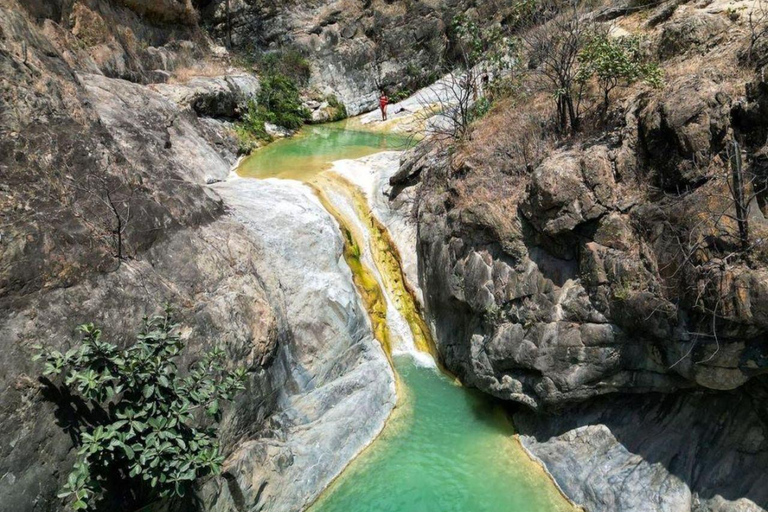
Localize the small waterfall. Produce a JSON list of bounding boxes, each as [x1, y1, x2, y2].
[[233, 124, 578, 512], [310, 172, 438, 368]]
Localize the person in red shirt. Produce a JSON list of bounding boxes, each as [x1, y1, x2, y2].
[[379, 92, 389, 121]]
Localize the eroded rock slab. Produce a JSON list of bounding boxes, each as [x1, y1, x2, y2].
[[208, 178, 396, 512], [516, 386, 768, 512]]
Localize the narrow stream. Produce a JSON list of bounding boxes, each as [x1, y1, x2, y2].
[[238, 124, 576, 512]]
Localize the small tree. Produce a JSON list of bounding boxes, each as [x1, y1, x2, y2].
[[746, 0, 768, 65], [659, 140, 768, 368], [576, 33, 663, 112], [33, 306, 247, 511], [65, 167, 136, 263], [421, 15, 516, 141], [520, 1, 596, 133]]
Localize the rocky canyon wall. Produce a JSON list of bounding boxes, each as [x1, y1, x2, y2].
[[405, 1, 768, 510], [199, 0, 514, 114], [0, 1, 393, 511]]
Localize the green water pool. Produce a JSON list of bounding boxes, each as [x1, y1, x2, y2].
[[308, 357, 574, 512], [238, 123, 413, 180]]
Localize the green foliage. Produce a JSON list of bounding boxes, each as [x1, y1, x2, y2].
[[388, 89, 411, 103], [237, 98, 271, 148], [612, 277, 636, 301], [576, 33, 664, 109], [33, 306, 247, 511], [258, 48, 311, 87], [325, 94, 348, 122], [505, 0, 540, 31], [234, 123, 266, 154], [483, 303, 506, 324], [233, 48, 313, 150], [451, 15, 516, 70], [257, 73, 311, 130], [235, 72, 311, 148], [468, 96, 493, 123]]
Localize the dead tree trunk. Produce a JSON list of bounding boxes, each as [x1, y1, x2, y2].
[[226, 0, 232, 49], [730, 139, 750, 251]]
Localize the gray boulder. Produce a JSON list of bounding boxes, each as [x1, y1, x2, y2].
[[151, 74, 260, 118], [658, 8, 729, 59]]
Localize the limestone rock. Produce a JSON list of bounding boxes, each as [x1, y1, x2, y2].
[[639, 75, 731, 190], [151, 74, 260, 118], [264, 122, 293, 138], [658, 8, 729, 59], [516, 386, 768, 512], [209, 179, 396, 512]]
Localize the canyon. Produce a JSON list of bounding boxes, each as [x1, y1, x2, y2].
[[1, 0, 767, 511]]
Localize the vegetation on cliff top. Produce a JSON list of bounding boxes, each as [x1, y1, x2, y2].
[[235, 49, 312, 151], [428, 0, 768, 378]]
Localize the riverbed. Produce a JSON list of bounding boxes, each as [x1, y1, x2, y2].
[[237, 123, 576, 512]]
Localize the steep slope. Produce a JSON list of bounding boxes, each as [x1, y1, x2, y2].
[[0, 2, 393, 511]]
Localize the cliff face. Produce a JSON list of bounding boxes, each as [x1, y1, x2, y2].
[[0, 1, 393, 511], [200, 0, 512, 114], [408, 1, 768, 510], [0, 3, 274, 509]]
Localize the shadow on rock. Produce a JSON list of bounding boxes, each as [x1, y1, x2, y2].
[[515, 380, 768, 511]]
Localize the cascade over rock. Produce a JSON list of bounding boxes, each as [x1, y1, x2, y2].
[[3, 0, 768, 511]]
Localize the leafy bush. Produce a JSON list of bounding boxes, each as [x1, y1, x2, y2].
[[236, 98, 272, 151], [235, 72, 311, 149], [576, 33, 664, 110], [325, 94, 348, 122], [468, 96, 493, 123], [436, 14, 518, 140], [389, 89, 412, 103], [258, 48, 311, 87], [451, 14, 519, 73], [234, 122, 267, 154], [33, 306, 247, 511], [257, 73, 311, 130]]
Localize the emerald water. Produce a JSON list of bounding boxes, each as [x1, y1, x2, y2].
[[238, 122, 412, 181], [238, 123, 575, 512], [309, 356, 574, 512]]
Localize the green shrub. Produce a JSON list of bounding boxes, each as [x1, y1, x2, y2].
[[234, 122, 268, 154], [236, 98, 272, 150], [257, 73, 311, 130], [33, 305, 247, 511], [233, 48, 313, 150], [325, 94, 348, 122], [390, 89, 412, 103], [468, 96, 493, 123], [235, 73, 311, 148], [576, 33, 664, 110], [258, 48, 311, 87]]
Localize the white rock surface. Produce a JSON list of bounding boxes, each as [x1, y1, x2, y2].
[[209, 177, 396, 512]]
